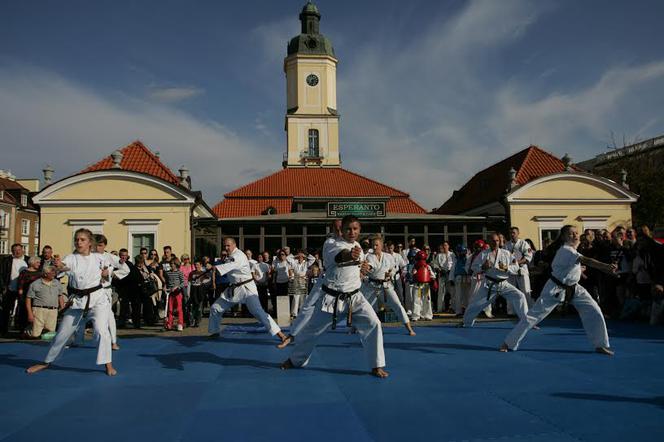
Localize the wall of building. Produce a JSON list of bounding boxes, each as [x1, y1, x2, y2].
[[13, 210, 39, 256]]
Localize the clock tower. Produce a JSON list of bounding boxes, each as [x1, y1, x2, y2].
[[283, 1, 340, 168]]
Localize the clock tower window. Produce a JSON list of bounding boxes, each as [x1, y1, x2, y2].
[[308, 129, 319, 157]]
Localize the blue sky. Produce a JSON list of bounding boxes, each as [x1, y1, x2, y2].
[[1, 0, 663, 209]]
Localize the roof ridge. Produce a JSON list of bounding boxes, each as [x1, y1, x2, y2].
[[125, 140, 180, 182], [224, 169, 283, 197]]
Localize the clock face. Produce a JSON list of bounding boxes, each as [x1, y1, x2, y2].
[[306, 74, 319, 87]]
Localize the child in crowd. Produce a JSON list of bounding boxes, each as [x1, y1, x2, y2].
[[307, 263, 321, 293], [163, 257, 185, 331], [188, 260, 212, 328]]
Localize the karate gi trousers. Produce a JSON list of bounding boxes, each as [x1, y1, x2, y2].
[[73, 287, 117, 345], [508, 272, 533, 312], [290, 279, 324, 337], [468, 276, 492, 318], [463, 279, 528, 327], [436, 276, 454, 313], [411, 283, 433, 320], [45, 304, 112, 365], [361, 281, 411, 325], [208, 288, 280, 337], [288, 292, 385, 369], [503, 280, 609, 351], [454, 275, 471, 314]]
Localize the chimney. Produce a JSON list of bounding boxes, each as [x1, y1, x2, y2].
[[178, 166, 190, 189], [508, 166, 518, 189], [43, 165, 54, 185], [561, 153, 572, 171], [111, 150, 123, 169], [620, 169, 629, 189], [154, 151, 160, 158]]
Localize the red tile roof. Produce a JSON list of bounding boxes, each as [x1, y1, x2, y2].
[[213, 167, 426, 218], [0, 176, 28, 191], [434, 145, 574, 215], [81, 140, 180, 185]]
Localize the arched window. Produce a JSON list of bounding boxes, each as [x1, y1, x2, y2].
[[308, 129, 319, 157]]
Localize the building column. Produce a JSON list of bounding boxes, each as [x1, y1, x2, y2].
[[260, 226, 265, 252], [303, 226, 308, 250]]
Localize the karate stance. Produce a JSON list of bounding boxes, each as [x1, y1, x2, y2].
[[281, 215, 388, 378], [362, 237, 416, 336], [501, 225, 616, 355], [434, 242, 456, 313], [277, 219, 342, 349], [208, 238, 287, 344], [461, 233, 528, 327], [27, 228, 117, 376]]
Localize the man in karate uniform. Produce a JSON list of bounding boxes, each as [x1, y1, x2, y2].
[[461, 233, 528, 327], [362, 236, 416, 336], [208, 238, 287, 344], [281, 215, 388, 378], [504, 227, 534, 308]]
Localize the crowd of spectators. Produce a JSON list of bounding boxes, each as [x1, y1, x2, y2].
[[0, 223, 662, 340]]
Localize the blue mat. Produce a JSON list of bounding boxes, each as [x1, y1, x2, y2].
[[1, 319, 664, 442]]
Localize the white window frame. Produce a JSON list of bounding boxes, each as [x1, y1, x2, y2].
[[21, 194, 27, 206], [0, 209, 6, 228], [21, 219, 30, 236], [577, 216, 609, 232], [123, 219, 161, 254], [0, 240, 8, 254], [534, 216, 566, 249]]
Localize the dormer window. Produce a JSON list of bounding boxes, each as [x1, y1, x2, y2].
[[21, 194, 27, 206]]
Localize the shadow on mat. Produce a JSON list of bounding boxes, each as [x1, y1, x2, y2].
[[318, 342, 496, 353], [552, 392, 664, 409], [0, 354, 100, 374], [139, 351, 368, 376]]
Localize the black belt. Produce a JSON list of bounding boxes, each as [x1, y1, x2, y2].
[[485, 275, 504, 300], [549, 275, 576, 302], [369, 277, 391, 285], [68, 284, 103, 313], [225, 278, 254, 298], [322, 285, 360, 330], [33, 305, 58, 310]]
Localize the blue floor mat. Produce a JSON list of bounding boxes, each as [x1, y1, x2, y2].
[[1, 318, 663, 442]]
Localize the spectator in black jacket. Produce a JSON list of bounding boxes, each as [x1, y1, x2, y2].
[[114, 248, 143, 329], [0, 244, 31, 335]]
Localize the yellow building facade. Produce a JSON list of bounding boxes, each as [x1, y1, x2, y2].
[[507, 172, 637, 248], [33, 142, 213, 257]]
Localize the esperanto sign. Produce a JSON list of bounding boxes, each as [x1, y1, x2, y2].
[[327, 201, 386, 218]]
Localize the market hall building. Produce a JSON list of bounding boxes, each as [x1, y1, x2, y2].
[[194, 2, 489, 257]]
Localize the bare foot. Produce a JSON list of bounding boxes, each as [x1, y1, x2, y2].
[[26, 363, 50, 374], [112, 343, 120, 351], [207, 333, 220, 339], [595, 347, 614, 356], [533, 325, 540, 330], [105, 363, 118, 376], [280, 359, 295, 370], [372, 367, 389, 378], [276, 334, 293, 349], [405, 324, 416, 336], [499, 343, 509, 352]]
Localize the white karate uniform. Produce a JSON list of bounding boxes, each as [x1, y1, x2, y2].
[[208, 247, 281, 337], [288, 238, 385, 370], [434, 251, 456, 312], [361, 252, 410, 325], [467, 251, 492, 318], [289, 236, 337, 337], [410, 262, 433, 321], [45, 253, 113, 365], [505, 239, 533, 308], [503, 244, 610, 350], [463, 248, 528, 327]]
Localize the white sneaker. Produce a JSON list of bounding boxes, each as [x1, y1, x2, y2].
[[177, 324, 183, 331]]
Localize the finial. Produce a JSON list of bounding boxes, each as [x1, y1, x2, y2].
[[178, 166, 190, 189], [620, 169, 629, 189], [508, 166, 517, 189], [111, 150, 123, 169], [561, 153, 572, 171], [43, 165, 54, 185]]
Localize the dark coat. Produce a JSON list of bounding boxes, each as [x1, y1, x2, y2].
[[0, 255, 31, 292]]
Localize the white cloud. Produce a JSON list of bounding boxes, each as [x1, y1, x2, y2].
[[147, 86, 204, 103], [333, 0, 664, 209], [0, 65, 274, 204]]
